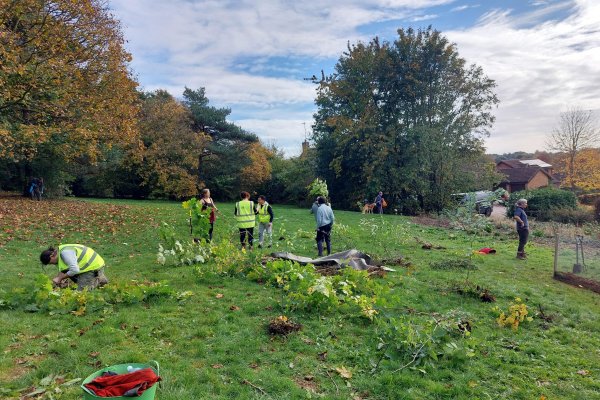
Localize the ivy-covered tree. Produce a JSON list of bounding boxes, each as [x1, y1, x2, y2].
[[313, 27, 498, 212]]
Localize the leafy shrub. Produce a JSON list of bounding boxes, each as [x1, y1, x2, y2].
[[374, 310, 474, 371], [506, 188, 577, 221], [0, 275, 177, 316], [579, 193, 600, 205], [551, 207, 595, 225], [157, 222, 209, 266], [307, 178, 329, 199], [493, 297, 533, 331], [182, 197, 212, 241], [246, 259, 382, 320]]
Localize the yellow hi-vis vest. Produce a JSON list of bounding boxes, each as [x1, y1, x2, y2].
[[257, 202, 271, 224], [57, 244, 105, 275], [235, 200, 255, 228]]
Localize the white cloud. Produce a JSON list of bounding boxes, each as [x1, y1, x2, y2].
[[412, 14, 438, 21], [451, 4, 479, 12], [446, 0, 600, 153], [111, 0, 600, 157], [111, 0, 458, 155]]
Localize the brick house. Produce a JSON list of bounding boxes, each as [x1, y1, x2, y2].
[[496, 159, 556, 193]]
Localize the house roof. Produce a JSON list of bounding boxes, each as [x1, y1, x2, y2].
[[499, 167, 553, 184], [496, 158, 552, 169], [520, 159, 552, 168], [497, 159, 524, 168]]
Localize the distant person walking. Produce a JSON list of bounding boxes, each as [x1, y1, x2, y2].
[[235, 191, 255, 250], [315, 196, 335, 257], [199, 188, 219, 241], [513, 198, 529, 259], [375, 191, 384, 214], [29, 177, 44, 201], [255, 195, 274, 248], [40, 244, 109, 290]]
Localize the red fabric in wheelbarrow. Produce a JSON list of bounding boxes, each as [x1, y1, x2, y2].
[[84, 368, 160, 397]]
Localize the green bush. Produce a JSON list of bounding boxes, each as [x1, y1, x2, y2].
[[551, 207, 595, 225], [506, 188, 577, 221]]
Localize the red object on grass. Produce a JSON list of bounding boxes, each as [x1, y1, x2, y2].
[[478, 247, 497, 254], [84, 368, 160, 397]]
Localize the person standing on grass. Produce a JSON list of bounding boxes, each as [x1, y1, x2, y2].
[[513, 198, 529, 260], [39, 244, 109, 290], [235, 191, 255, 250], [200, 188, 219, 241], [255, 195, 274, 248], [315, 196, 335, 257], [375, 191, 384, 214]]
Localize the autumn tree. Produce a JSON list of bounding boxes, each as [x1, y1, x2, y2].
[[129, 90, 209, 199], [313, 27, 498, 211], [547, 107, 600, 190], [570, 148, 600, 192], [0, 0, 138, 191]]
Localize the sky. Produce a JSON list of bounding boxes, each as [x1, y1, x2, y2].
[[110, 0, 600, 156]]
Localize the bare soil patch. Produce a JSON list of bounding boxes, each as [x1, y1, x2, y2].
[[554, 272, 600, 294]]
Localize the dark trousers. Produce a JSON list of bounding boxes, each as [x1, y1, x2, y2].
[[239, 227, 254, 247], [208, 223, 214, 241], [517, 228, 529, 252], [316, 223, 332, 256]]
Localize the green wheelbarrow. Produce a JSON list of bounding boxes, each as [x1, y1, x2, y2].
[[81, 360, 160, 399]]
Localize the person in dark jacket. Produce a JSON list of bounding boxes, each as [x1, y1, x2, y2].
[[513, 198, 529, 259]]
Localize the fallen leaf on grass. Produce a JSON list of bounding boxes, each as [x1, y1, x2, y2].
[[249, 363, 259, 369], [229, 305, 240, 311], [215, 293, 224, 299], [335, 366, 352, 379], [88, 351, 100, 358], [317, 351, 328, 361], [24, 387, 46, 397], [577, 369, 590, 376], [212, 364, 223, 369], [468, 380, 478, 388]]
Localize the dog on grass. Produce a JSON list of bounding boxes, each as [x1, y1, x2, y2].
[[362, 203, 376, 214]]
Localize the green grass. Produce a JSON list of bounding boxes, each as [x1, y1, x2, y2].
[[1, 197, 599, 399]]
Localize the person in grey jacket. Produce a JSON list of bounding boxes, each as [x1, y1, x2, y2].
[[314, 196, 335, 256]]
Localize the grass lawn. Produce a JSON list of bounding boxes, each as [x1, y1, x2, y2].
[[1, 196, 599, 399]]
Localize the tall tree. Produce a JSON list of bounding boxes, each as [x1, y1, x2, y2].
[[0, 0, 138, 159], [132, 90, 208, 199], [182, 87, 263, 198], [570, 148, 600, 192], [547, 107, 600, 190], [313, 27, 498, 211], [0, 0, 139, 191]]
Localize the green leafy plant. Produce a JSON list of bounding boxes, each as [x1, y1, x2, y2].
[[307, 178, 329, 199], [0, 274, 178, 316], [374, 310, 474, 372], [493, 297, 533, 331], [507, 188, 577, 221], [157, 222, 209, 266], [246, 259, 382, 320], [182, 197, 212, 241]]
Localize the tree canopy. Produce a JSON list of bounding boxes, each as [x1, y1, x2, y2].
[[313, 27, 499, 212], [0, 0, 139, 163]]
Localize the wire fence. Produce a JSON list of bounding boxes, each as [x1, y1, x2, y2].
[[553, 224, 600, 294]]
